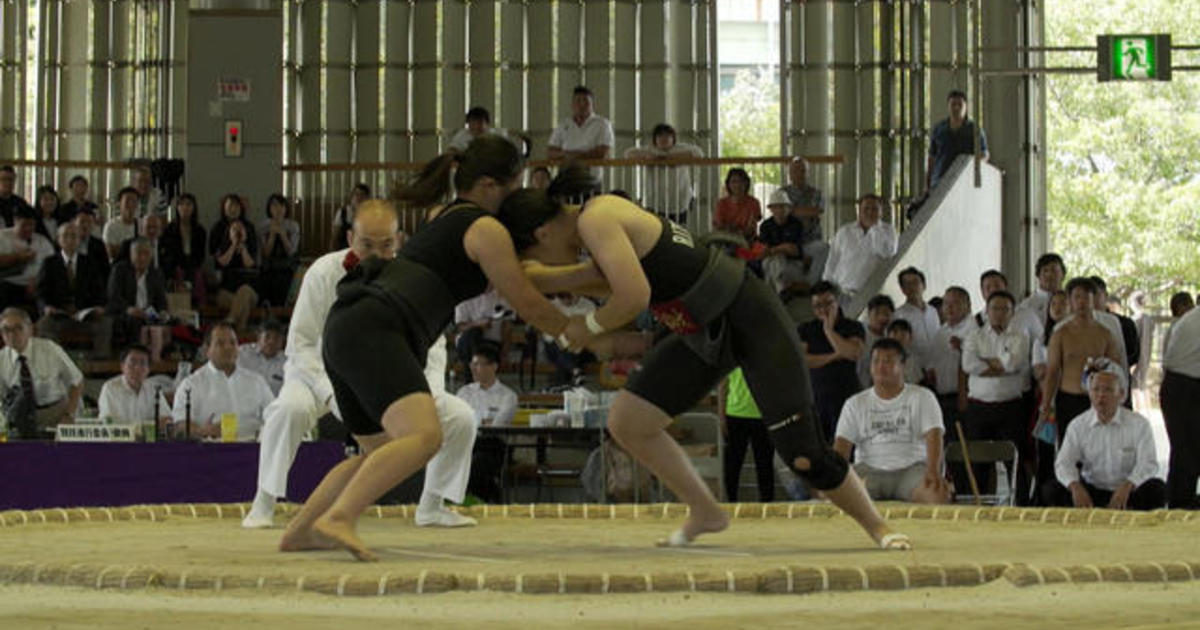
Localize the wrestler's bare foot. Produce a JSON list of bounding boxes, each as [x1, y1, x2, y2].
[[657, 509, 730, 547], [870, 524, 912, 551], [313, 514, 377, 562], [278, 524, 338, 552]]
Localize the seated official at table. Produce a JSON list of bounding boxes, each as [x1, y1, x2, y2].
[[0, 307, 84, 438], [456, 343, 517, 427], [171, 321, 274, 440], [97, 344, 171, 427]]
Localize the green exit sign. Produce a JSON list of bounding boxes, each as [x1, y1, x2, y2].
[[1098, 34, 1172, 82]]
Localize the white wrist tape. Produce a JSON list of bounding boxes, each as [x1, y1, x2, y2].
[[585, 311, 606, 335]]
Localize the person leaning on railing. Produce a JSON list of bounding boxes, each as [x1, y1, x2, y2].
[[623, 123, 702, 226]]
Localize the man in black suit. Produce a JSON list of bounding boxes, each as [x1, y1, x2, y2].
[[37, 223, 113, 357], [107, 237, 171, 360], [117, 212, 169, 270], [73, 208, 111, 281]]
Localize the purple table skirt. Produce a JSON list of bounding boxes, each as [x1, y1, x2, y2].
[[0, 442, 345, 511]]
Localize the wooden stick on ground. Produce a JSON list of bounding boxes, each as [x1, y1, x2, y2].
[[955, 421, 982, 506]]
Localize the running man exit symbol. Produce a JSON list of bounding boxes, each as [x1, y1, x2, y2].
[[224, 120, 243, 158], [1098, 34, 1171, 82]]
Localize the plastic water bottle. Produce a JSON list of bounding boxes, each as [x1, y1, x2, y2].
[[0, 407, 8, 442]]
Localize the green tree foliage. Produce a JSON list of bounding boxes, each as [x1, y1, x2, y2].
[[1047, 0, 1200, 301], [719, 68, 783, 193]]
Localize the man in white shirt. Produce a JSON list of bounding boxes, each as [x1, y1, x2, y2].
[[0, 307, 84, 437], [823, 194, 898, 301], [1160, 304, 1200, 508], [238, 320, 287, 396], [447, 107, 509, 153], [0, 206, 56, 312], [102, 187, 141, 260], [250, 200, 479, 533], [960, 291, 1032, 502], [453, 288, 511, 372], [623, 123, 703, 225], [456, 344, 518, 427], [172, 322, 274, 440], [547, 85, 615, 164], [858, 295, 895, 388], [928, 286, 974, 427], [1044, 362, 1164, 510], [834, 338, 949, 504], [892, 266, 941, 365], [1016, 252, 1065, 336], [131, 165, 168, 217], [98, 344, 170, 427]]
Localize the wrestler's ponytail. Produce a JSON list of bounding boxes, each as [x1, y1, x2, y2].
[[393, 135, 524, 209]]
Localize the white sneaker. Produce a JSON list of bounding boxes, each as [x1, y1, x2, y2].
[[414, 507, 478, 528]]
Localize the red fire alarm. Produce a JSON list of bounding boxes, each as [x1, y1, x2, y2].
[[224, 120, 243, 158]]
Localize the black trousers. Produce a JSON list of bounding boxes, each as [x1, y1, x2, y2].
[[723, 415, 775, 502], [1041, 478, 1166, 511], [957, 397, 1029, 504], [1161, 370, 1200, 509]]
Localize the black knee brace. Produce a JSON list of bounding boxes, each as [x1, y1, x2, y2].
[[767, 413, 848, 491]]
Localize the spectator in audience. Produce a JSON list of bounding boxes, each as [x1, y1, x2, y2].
[[624, 123, 703, 225], [823, 194, 898, 301], [1044, 361, 1164, 510], [452, 288, 510, 377], [1163, 291, 1195, 358], [858, 294, 895, 388], [961, 290, 1032, 503], [448, 106, 508, 153], [258, 194, 300, 306], [758, 189, 808, 295], [712, 168, 761, 241], [780, 157, 828, 283], [1040, 277, 1125, 443], [106, 237, 170, 362], [799, 281, 865, 439], [131, 164, 167, 216], [97, 344, 170, 426], [1032, 290, 1069, 378], [237, 319, 287, 396], [103, 187, 141, 260], [210, 194, 260, 334], [1089, 276, 1139, 372], [885, 319, 927, 385], [0, 206, 56, 314], [929, 296, 946, 325], [1161, 298, 1200, 508], [0, 165, 33, 228], [36, 223, 113, 358], [927, 89, 988, 191], [1053, 278, 1128, 371], [56, 175, 97, 225], [834, 338, 949, 504], [73, 208, 110, 281], [456, 343, 517, 427], [718, 368, 774, 502], [0, 307, 83, 437], [172, 322, 274, 440], [33, 185, 61, 245], [893, 266, 940, 364], [1017, 252, 1065, 333], [547, 85, 614, 161], [331, 183, 370, 251], [929, 286, 973, 427], [529, 167, 552, 190], [118, 212, 168, 269], [161, 193, 207, 295], [975, 270, 1007, 327]]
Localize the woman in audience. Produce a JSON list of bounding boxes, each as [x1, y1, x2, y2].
[[712, 167, 761, 241], [257, 193, 300, 306], [57, 175, 98, 225], [161, 193, 208, 302], [330, 183, 370, 251], [210, 194, 259, 334], [498, 165, 908, 551], [33, 185, 61, 244]]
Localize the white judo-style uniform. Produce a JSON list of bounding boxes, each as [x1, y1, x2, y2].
[[253, 249, 478, 506]]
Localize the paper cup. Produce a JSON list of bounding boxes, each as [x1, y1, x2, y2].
[[220, 413, 239, 442]]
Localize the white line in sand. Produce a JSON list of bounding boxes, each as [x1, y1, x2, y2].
[[378, 548, 511, 564], [657, 547, 754, 558]]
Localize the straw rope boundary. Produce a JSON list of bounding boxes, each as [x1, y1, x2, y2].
[[1, 559, 1197, 597], [0, 502, 1195, 530]]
